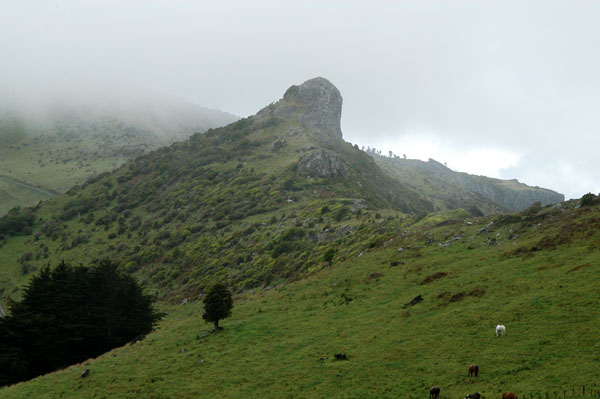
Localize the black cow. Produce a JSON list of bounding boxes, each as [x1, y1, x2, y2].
[[429, 386, 440, 399], [403, 294, 423, 308], [465, 392, 484, 399], [468, 364, 479, 377]]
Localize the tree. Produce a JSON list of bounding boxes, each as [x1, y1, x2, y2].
[[202, 283, 233, 331], [323, 248, 336, 266], [0, 259, 162, 386]]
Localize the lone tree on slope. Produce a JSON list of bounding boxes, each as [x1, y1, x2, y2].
[[202, 283, 233, 331]]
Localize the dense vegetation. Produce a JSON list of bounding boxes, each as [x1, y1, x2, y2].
[[0, 259, 162, 386]]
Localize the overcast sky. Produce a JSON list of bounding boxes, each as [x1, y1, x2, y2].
[[2, 1, 599, 199]]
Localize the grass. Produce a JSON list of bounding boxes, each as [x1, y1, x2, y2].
[[2, 202, 599, 398]]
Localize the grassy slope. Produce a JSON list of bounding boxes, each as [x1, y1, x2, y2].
[[0, 176, 55, 215], [2, 201, 599, 398]]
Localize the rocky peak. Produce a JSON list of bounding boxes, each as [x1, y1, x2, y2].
[[257, 77, 343, 141]]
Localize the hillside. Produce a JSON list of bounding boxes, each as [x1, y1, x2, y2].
[[0, 96, 238, 214], [2, 197, 599, 398], [0, 78, 437, 301], [372, 155, 564, 213], [0, 78, 567, 301]]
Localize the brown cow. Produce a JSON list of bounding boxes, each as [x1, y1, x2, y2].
[[468, 364, 479, 377], [502, 393, 516, 399], [429, 386, 440, 399]]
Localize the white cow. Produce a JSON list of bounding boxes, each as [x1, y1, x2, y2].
[[496, 324, 506, 337]]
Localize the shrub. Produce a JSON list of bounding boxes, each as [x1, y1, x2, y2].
[[580, 193, 598, 207], [0, 207, 36, 237], [334, 206, 351, 221]]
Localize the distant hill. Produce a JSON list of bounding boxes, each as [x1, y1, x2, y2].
[[0, 95, 238, 214], [371, 154, 564, 213]]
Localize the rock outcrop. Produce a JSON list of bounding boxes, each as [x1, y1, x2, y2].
[[257, 77, 343, 142], [297, 149, 348, 178]]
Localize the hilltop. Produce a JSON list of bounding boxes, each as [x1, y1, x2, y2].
[[0, 95, 238, 214]]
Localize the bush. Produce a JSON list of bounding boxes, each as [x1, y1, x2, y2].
[[0, 207, 36, 237], [580, 193, 598, 207], [334, 206, 351, 221]]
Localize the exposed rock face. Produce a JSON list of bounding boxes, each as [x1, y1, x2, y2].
[[297, 149, 348, 178], [257, 77, 343, 141]]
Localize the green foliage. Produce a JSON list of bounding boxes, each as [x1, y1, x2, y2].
[[0, 259, 162, 386], [580, 193, 598, 207], [202, 284, 233, 330], [322, 248, 336, 266], [334, 206, 350, 221], [0, 207, 35, 237], [522, 201, 543, 216], [467, 205, 484, 217]]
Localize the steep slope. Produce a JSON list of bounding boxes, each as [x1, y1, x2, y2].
[[0, 77, 433, 300], [2, 199, 599, 398], [0, 96, 238, 214], [372, 155, 564, 213]]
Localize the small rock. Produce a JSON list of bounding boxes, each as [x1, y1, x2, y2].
[[397, 247, 405, 252]]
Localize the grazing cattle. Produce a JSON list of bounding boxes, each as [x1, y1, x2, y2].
[[403, 294, 424, 308], [465, 392, 484, 399], [502, 393, 516, 399], [468, 364, 479, 377], [334, 353, 348, 361], [81, 369, 90, 378], [429, 386, 440, 399], [496, 324, 506, 337]]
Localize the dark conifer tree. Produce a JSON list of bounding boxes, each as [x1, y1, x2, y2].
[[202, 284, 233, 331], [0, 259, 162, 386]]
